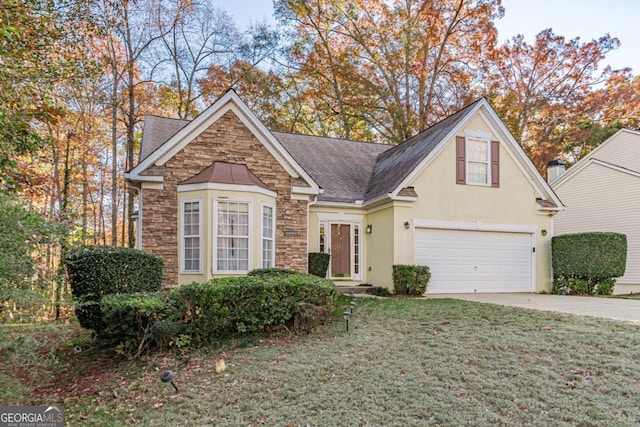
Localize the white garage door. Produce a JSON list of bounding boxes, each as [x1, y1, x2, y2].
[[415, 228, 533, 293]]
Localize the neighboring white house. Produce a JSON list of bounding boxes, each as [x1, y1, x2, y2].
[[550, 129, 640, 294]]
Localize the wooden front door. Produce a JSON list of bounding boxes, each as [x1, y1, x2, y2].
[[331, 224, 351, 277]]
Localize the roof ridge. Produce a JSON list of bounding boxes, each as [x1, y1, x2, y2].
[[271, 129, 389, 146]]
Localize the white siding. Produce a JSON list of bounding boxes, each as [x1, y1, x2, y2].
[[589, 130, 640, 172], [554, 162, 640, 285]]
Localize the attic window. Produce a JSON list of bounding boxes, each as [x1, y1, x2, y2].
[[456, 136, 500, 188]]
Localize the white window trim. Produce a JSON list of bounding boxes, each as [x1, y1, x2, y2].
[[213, 199, 253, 274], [179, 198, 203, 274], [261, 202, 276, 269], [465, 136, 491, 186], [352, 223, 361, 281]]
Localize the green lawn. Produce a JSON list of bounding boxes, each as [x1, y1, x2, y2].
[[3, 297, 640, 426]]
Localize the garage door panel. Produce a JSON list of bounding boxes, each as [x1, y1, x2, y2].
[[415, 228, 533, 293]]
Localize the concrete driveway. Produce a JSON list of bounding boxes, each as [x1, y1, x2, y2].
[[428, 293, 640, 323]]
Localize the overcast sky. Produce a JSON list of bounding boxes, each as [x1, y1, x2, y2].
[[212, 0, 640, 75]]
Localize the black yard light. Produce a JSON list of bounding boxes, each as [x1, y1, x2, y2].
[[350, 300, 356, 314], [343, 311, 352, 332], [160, 370, 179, 393]]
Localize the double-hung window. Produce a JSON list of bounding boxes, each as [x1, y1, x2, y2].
[[457, 133, 499, 187], [466, 136, 490, 185], [261, 204, 274, 268], [182, 200, 201, 272], [216, 201, 250, 272]]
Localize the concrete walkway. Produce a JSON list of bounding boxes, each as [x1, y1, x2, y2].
[[427, 293, 640, 323]]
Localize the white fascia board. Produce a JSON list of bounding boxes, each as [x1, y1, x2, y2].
[[317, 212, 365, 222], [313, 200, 369, 209], [362, 193, 392, 208], [177, 182, 277, 198], [414, 218, 537, 234], [141, 182, 164, 190], [132, 175, 163, 183], [390, 195, 418, 203], [292, 185, 320, 195]]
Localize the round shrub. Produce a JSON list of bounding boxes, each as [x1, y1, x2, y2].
[[65, 245, 164, 335]]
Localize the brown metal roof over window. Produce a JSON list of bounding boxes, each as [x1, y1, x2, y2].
[[180, 162, 272, 190], [536, 198, 557, 208]]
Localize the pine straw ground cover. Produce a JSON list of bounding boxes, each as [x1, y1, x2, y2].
[[2, 297, 640, 426]]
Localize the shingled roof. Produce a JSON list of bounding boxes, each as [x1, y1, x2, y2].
[[135, 97, 528, 205], [139, 115, 189, 162], [365, 99, 483, 201], [274, 132, 390, 202]]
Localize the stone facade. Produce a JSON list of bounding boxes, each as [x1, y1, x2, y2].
[[141, 110, 309, 288]]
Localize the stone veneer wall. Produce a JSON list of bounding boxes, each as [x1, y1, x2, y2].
[[141, 109, 309, 288]]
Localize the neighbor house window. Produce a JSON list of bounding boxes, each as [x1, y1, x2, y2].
[[261, 204, 274, 268], [182, 200, 201, 272], [466, 136, 490, 185], [216, 201, 250, 272]]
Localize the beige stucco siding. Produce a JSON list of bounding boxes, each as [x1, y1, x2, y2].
[[364, 205, 395, 287], [391, 118, 553, 292], [553, 162, 640, 287]]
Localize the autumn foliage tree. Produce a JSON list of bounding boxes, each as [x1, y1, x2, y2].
[[485, 29, 620, 172], [0, 0, 97, 190], [274, 0, 504, 142]]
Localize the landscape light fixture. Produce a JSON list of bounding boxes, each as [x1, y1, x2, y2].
[[350, 300, 356, 314], [343, 311, 352, 332], [160, 370, 179, 393]]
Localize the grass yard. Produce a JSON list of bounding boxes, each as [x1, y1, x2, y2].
[[3, 297, 640, 426]]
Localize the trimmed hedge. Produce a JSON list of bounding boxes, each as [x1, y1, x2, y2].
[[393, 265, 431, 296], [247, 268, 300, 277], [65, 245, 164, 335], [172, 274, 338, 342], [101, 292, 182, 358], [100, 273, 338, 357], [308, 252, 330, 277], [552, 232, 627, 295]]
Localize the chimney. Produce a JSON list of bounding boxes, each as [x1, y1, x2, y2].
[[546, 159, 566, 182]]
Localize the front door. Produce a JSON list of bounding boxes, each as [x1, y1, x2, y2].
[[330, 224, 351, 277]]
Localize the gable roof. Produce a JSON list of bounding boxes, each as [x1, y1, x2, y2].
[[129, 94, 562, 210], [126, 90, 320, 195], [275, 132, 390, 202], [550, 128, 640, 189], [365, 98, 483, 201]]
